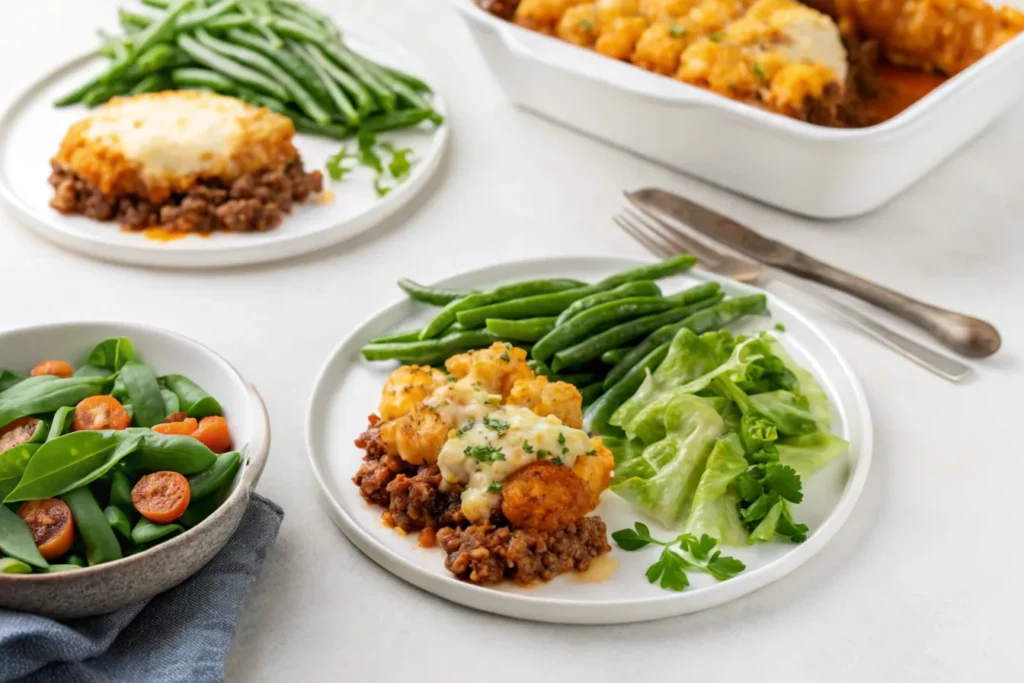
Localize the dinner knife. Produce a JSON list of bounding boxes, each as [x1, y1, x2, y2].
[[626, 188, 1002, 358]]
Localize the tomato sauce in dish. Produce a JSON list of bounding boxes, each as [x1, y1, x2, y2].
[[870, 65, 947, 123]]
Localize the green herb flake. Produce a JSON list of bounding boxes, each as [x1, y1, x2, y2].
[[487, 482, 503, 493], [522, 440, 534, 453], [580, 18, 593, 31], [669, 24, 686, 38], [464, 445, 505, 462], [537, 449, 550, 459], [561, 447, 569, 455], [483, 415, 510, 435], [387, 146, 414, 180], [585, 449, 597, 456], [709, 31, 724, 42], [500, 352, 511, 362], [557, 432, 566, 446], [325, 146, 355, 181], [774, 322, 787, 332], [552, 456, 564, 466], [455, 420, 476, 437], [374, 177, 392, 197]]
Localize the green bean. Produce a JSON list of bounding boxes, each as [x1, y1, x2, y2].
[[271, 0, 338, 40], [177, 34, 289, 100], [359, 108, 439, 134], [420, 279, 585, 340], [105, 505, 133, 541], [291, 116, 350, 139], [484, 317, 557, 342], [550, 294, 724, 372], [0, 505, 48, 569], [179, 0, 239, 29], [579, 382, 604, 407], [119, 8, 158, 33], [163, 375, 222, 419], [302, 43, 376, 116], [128, 72, 172, 95], [83, 81, 132, 107], [596, 254, 697, 289], [369, 330, 422, 344], [188, 449, 241, 499], [664, 281, 722, 306], [366, 60, 433, 93], [323, 41, 396, 112], [553, 371, 602, 386], [603, 294, 767, 389], [204, 13, 253, 31], [111, 471, 134, 507], [171, 67, 237, 93], [131, 0, 195, 63], [532, 297, 680, 363], [46, 406, 75, 442], [360, 58, 431, 110], [142, 0, 170, 8], [288, 40, 359, 125], [601, 348, 631, 365], [363, 330, 504, 365], [120, 361, 167, 428], [0, 558, 32, 574], [584, 343, 671, 434], [194, 28, 331, 124], [224, 30, 327, 103], [235, 86, 289, 113], [397, 279, 471, 306], [528, 359, 552, 377], [64, 487, 122, 566], [268, 16, 329, 43], [556, 281, 662, 326], [132, 518, 184, 545]]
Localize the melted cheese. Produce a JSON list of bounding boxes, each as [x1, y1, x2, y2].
[[437, 405, 594, 523]]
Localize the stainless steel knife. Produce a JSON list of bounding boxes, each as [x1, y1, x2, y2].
[[626, 188, 1001, 359]]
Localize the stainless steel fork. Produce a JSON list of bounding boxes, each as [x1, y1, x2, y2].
[[614, 207, 973, 383]]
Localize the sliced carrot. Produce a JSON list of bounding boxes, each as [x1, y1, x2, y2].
[[30, 360, 73, 378], [0, 417, 41, 454], [18, 499, 75, 561], [152, 418, 199, 436], [132, 471, 191, 524], [191, 416, 231, 454], [73, 395, 130, 431]]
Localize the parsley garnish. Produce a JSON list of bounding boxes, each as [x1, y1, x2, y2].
[[455, 420, 476, 437], [669, 24, 686, 38], [537, 449, 550, 459], [611, 524, 745, 591], [487, 482, 503, 492], [557, 432, 566, 446], [522, 440, 534, 453], [483, 415, 510, 435], [561, 447, 569, 455], [552, 456, 564, 466], [500, 352, 510, 362], [709, 31, 724, 42], [387, 145, 413, 180], [357, 132, 383, 173], [774, 322, 787, 332], [585, 449, 597, 456], [464, 445, 505, 462], [325, 145, 355, 181], [753, 62, 766, 81], [579, 18, 593, 31], [374, 177, 392, 197]]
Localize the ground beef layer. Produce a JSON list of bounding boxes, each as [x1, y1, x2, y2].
[[48, 159, 323, 233], [352, 415, 611, 586]]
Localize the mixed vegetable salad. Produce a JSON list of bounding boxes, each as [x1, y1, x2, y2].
[[0, 338, 242, 575], [363, 256, 848, 592]]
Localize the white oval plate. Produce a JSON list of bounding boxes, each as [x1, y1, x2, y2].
[[0, 30, 448, 268], [306, 256, 873, 624]]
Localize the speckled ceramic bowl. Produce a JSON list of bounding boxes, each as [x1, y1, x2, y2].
[[0, 322, 270, 619]]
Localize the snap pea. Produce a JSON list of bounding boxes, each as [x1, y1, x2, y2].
[[0, 375, 114, 431], [550, 294, 724, 372], [359, 108, 439, 134], [362, 330, 507, 365], [322, 41, 396, 112], [0, 371, 25, 392], [162, 374, 222, 418], [484, 317, 557, 342], [397, 279, 471, 306], [0, 558, 32, 574], [0, 504, 48, 568], [603, 294, 768, 389], [120, 361, 166, 428], [105, 505, 133, 541], [161, 388, 180, 417], [288, 40, 360, 126], [303, 43, 376, 116], [25, 419, 47, 445], [555, 281, 663, 326], [194, 28, 331, 124], [188, 449, 241, 499], [65, 486, 123, 566], [584, 342, 671, 434], [46, 564, 83, 573], [111, 471, 134, 507], [177, 34, 289, 100], [532, 297, 681, 363], [369, 330, 423, 345], [5, 431, 144, 503], [132, 518, 184, 545], [171, 67, 237, 93], [0, 444, 39, 502], [601, 348, 630, 365], [46, 407, 73, 442], [65, 553, 87, 568], [420, 279, 585, 340], [123, 432, 217, 475]]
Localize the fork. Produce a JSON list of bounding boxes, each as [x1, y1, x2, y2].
[[614, 207, 973, 383]]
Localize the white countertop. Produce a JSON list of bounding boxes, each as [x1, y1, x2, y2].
[[2, 1, 1021, 680]]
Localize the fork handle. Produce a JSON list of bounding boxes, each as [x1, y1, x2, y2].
[[775, 275, 972, 382], [786, 253, 1001, 358]]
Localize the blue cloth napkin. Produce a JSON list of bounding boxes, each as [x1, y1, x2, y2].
[[0, 493, 283, 683]]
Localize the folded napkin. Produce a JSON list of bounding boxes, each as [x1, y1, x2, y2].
[[0, 493, 283, 683]]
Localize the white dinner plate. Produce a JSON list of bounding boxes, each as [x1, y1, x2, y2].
[[0, 29, 448, 268], [306, 256, 873, 624]]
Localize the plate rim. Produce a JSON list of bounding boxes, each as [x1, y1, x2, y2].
[[0, 38, 449, 269], [305, 255, 874, 623]]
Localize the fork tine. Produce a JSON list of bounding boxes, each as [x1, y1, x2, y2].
[[624, 206, 724, 266], [613, 214, 675, 259]]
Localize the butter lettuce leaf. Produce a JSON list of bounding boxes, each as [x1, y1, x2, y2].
[[777, 432, 849, 479], [684, 434, 749, 546]]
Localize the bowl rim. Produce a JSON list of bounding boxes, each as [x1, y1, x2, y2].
[[0, 320, 271, 583]]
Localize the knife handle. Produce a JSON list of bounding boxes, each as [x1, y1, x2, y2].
[[788, 254, 1001, 358]]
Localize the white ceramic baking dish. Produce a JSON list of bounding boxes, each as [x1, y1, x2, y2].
[[452, 0, 1024, 218]]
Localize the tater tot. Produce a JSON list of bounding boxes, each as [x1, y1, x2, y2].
[[379, 365, 447, 421], [557, 3, 601, 45], [500, 461, 593, 531], [639, 0, 701, 20], [445, 343, 533, 398], [595, 16, 650, 59], [515, 0, 589, 32], [572, 438, 616, 507], [507, 376, 584, 428], [632, 21, 690, 74]]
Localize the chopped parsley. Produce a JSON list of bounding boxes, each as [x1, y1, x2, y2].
[[373, 177, 392, 197], [561, 447, 569, 455], [455, 420, 476, 437], [774, 322, 787, 332], [500, 352, 510, 362], [753, 62, 766, 81], [669, 24, 686, 38], [464, 445, 505, 462], [709, 31, 724, 42], [483, 415, 510, 435], [557, 432, 566, 446], [325, 145, 355, 181], [585, 449, 597, 456], [537, 449, 550, 459], [727, 81, 736, 90], [522, 440, 534, 453], [487, 482, 503, 492], [552, 456, 564, 466], [579, 18, 593, 31]]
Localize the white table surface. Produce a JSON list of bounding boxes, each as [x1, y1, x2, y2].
[[2, 1, 1022, 680]]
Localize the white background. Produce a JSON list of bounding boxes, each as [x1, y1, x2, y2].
[[1, 1, 1021, 681]]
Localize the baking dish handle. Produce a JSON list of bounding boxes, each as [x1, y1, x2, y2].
[[497, 23, 708, 107]]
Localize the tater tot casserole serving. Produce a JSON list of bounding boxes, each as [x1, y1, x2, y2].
[[477, 0, 1024, 125]]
